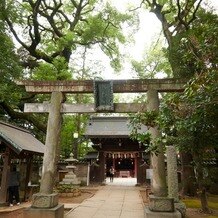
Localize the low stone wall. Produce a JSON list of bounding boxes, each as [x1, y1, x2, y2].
[[59, 189, 81, 197]]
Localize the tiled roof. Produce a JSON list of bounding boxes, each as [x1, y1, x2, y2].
[[0, 121, 44, 155], [84, 151, 99, 159], [85, 116, 147, 138]]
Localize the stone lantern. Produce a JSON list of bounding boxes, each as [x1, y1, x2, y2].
[[60, 153, 81, 185]]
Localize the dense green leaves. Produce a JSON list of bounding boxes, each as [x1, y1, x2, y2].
[[2, 0, 135, 77], [169, 10, 218, 78], [0, 21, 22, 102], [131, 40, 173, 78]]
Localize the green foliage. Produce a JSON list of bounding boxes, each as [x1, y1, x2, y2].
[[160, 81, 217, 151], [32, 57, 71, 80], [0, 21, 22, 103], [141, 1, 217, 211], [169, 10, 218, 78], [2, 0, 135, 74], [60, 114, 91, 158], [128, 111, 161, 152], [131, 111, 159, 128], [0, 0, 137, 145], [158, 70, 218, 199], [128, 110, 167, 154], [56, 184, 79, 193], [131, 39, 173, 78]]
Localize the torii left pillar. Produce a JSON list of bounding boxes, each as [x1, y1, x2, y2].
[[24, 92, 64, 218]]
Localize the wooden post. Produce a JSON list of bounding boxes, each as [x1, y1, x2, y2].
[[99, 151, 106, 183], [147, 89, 167, 197], [24, 155, 33, 201], [40, 92, 63, 194], [0, 148, 10, 204], [112, 158, 115, 174], [134, 156, 137, 179]]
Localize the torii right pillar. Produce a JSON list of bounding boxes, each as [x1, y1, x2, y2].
[[146, 89, 181, 218], [147, 89, 167, 197]]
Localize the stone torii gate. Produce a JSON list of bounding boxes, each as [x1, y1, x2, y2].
[[17, 78, 187, 218]]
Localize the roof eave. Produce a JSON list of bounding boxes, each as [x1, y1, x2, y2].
[[0, 132, 23, 154]]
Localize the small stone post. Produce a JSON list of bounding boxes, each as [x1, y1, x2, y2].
[[166, 146, 179, 202], [147, 89, 167, 197]]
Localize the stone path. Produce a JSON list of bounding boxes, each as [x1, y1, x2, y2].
[[65, 178, 145, 218]]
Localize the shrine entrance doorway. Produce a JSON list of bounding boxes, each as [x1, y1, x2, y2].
[[106, 152, 136, 178]]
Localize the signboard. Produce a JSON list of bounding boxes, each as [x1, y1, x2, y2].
[[94, 80, 114, 112]]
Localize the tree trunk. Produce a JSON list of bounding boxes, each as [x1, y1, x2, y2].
[[180, 152, 197, 196], [200, 187, 210, 213], [195, 155, 211, 213]]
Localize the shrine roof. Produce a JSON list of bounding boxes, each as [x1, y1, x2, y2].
[[0, 121, 44, 155], [84, 151, 99, 159], [85, 116, 148, 138]]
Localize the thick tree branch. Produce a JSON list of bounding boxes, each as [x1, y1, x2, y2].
[[4, 11, 53, 63], [39, 2, 64, 37], [30, 0, 42, 50], [4, 17, 29, 51], [187, 0, 203, 26], [0, 101, 47, 133], [145, 0, 172, 47], [70, 0, 84, 31], [176, 0, 189, 30], [20, 60, 39, 69]]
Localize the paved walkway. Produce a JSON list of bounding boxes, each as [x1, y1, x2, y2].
[[65, 178, 145, 218]]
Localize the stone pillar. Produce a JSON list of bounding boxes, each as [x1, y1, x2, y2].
[[40, 91, 63, 194], [147, 89, 167, 197], [167, 146, 179, 202], [24, 92, 64, 218]]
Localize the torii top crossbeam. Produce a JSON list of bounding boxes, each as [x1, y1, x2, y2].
[[16, 78, 187, 93]]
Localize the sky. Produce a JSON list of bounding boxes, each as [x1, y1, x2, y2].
[[99, 0, 162, 80], [95, 0, 218, 80]]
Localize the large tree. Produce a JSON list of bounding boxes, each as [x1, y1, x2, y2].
[[129, 0, 218, 213], [144, 0, 217, 213], [0, 10, 47, 136], [0, 0, 137, 149]]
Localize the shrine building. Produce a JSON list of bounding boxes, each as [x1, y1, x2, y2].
[[84, 116, 149, 184], [0, 121, 44, 204]]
